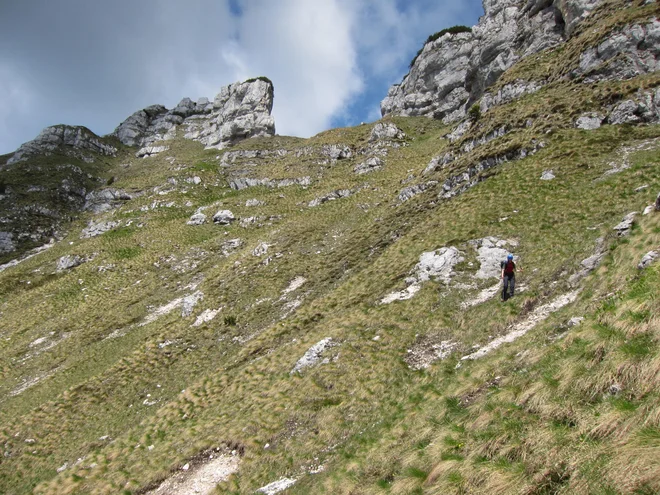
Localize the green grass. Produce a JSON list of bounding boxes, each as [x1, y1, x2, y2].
[[0, 5, 660, 493]]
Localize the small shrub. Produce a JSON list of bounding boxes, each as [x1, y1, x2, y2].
[[245, 76, 273, 85], [468, 103, 481, 121], [224, 315, 237, 326]]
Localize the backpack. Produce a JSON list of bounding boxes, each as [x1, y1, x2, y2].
[[503, 260, 515, 275]]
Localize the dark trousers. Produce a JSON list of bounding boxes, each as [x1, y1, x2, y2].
[[502, 275, 515, 301]]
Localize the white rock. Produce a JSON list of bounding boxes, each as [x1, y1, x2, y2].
[[0, 231, 16, 254], [187, 212, 207, 226], [213, 210, 235, 225], [290, 338, 334, 374], [192, 309, 221, 327], [613, 212, 637, 237], [541, 170, 555, 180], [253, 241, 271, 257], [575, 112, 605, 130], [56, 255, 84, 272], [638, 251, 659, 269], [257, 478, 298, 495]]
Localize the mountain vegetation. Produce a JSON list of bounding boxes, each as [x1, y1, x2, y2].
[[0, 0, 659, 494]]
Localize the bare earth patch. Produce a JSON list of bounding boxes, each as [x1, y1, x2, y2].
[[145, 452, 239, 495], [460, 291, 580, 363], [405, 334, 457, 370]]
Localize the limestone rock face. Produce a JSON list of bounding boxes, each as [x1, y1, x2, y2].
[[0, 231, 15, 254], [84, 188, 137, 214], [7, 125, 117, 165], [576, 19, 660, 83], [113, 79, 275, 150], [381, 0, 603, 122]]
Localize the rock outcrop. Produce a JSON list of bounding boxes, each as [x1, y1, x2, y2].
[[575, 18, 660, 83], [381, 0, 603, 122], [113, 79, 276, 150], [7, 125, 117, 165]]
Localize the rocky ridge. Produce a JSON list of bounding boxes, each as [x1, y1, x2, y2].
[[6, 125, 117, 166], [113, 79, 276, 152], [381, 0, 617, 123]]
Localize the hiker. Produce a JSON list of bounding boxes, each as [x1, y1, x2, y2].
[[501, 253, 518, 301]]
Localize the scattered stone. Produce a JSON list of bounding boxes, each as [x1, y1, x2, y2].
[[221, 238, 243, 256], [460, 283, 501, 309], [245, 199, 265, 207], [257, 478, 298, 495], [398, 181, 438, 202], [282, 276, 307, 295], [308, 189, 352, 208], [56, 255, 84, 272], [290, 338, 335, 374], [0, 231, 15, 254], [569, 238, 607, 285], [321, 144, 352, 161], [541, 170, 555, 181], [354, 157, 384, 175], [405, 336, 457, 370], [212, 210, 235, 225], [181, 292, 203, 317], [638, 251, 659, 270], [643, 204, 655, 215], [136, 145, 169, 158], [144, 454, 240, 495], [83, 188, 137, 213], [575, 112, 605, 130], [140, 291, 204, 326], [253, 242, 271, 257], [635, 184, 649, 193], [369, 122, 405, 142], [382, 247, 464, 304], [613, 212, 637, 237], [81, 220, 120, 239], [185, 176, 202, 185], [187, 212, 207, 226], [567, 317, 585, 327], [192, 309, 221, 327]]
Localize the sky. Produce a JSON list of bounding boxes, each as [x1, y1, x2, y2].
[[0, 0, 484, 155]]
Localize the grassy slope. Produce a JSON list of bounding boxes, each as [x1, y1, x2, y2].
[[0, 3, 659, 494]]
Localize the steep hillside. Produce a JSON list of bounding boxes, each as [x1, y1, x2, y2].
[[1, 1, 660, 494]]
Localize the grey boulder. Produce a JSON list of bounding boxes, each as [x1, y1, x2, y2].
[[213, 210, 236, 225], [638, 250, 659, 270], [0, 231, 15, 254]]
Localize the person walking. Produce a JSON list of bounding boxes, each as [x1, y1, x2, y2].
[[501, 254, 518, 301]]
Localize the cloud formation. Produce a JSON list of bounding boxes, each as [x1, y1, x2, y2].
[[0, 0, 482, 154]]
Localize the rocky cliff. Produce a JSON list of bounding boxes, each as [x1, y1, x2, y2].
[[0, 78, 276, 260], [381, 0, 610, 122], [113, 78, 276, 152]]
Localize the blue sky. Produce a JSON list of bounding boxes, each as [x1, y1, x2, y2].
[[0, 0, 483, 154]]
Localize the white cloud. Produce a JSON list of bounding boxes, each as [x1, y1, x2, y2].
[[0, 63, 38, 154], [0, 0, 484, 153], [228, 0, 364, 137]]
